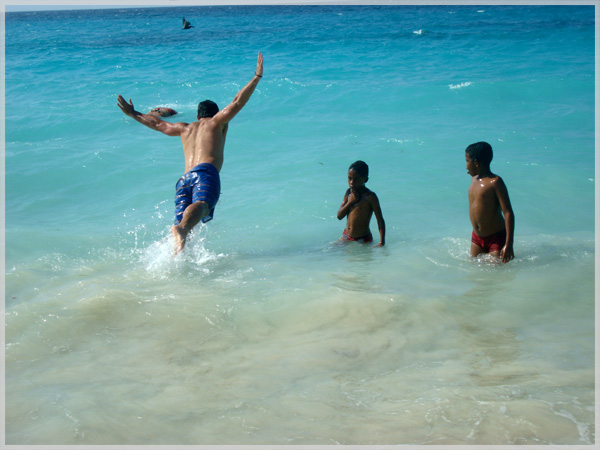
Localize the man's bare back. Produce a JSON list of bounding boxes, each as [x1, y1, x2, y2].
[[180, 119, 227, 173]]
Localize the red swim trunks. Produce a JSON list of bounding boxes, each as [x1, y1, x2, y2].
[[342, 229, 373, 243], [471, 228, 506, 253]]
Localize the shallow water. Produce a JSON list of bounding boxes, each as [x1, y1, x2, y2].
[[4, 4, 596, 445]]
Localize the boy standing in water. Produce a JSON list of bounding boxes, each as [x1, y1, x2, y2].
[[117, 52, 263, 255], [337, 160, 386, 247], [465, 141, 515, 263]]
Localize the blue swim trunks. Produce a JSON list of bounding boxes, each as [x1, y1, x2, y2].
[[174, 163, 221, 225]]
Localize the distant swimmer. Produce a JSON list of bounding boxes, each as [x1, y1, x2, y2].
[[147, 107, 178, 117], [465, 141, 515, 263], [117, 52, 264, 255], [337, 160, 386, 247], [182, 17, 193, 29]]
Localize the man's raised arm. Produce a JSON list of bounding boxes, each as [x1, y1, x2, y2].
[[214, 52, 263, 124], [117, 95, 187, 137]]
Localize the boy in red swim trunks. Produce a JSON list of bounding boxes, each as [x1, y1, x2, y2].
[[337, 160, 386, 247], [465, 142, 515, 263]]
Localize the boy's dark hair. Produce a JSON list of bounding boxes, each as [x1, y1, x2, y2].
[[197, 100, 219, 118], [349, 160, 369, 178], [465, 141, 493, 166]]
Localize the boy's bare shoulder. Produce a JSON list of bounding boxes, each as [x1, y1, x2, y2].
[[490, 174, 507, 188], [370, 189, 381, 199], [473, 173, 504, 187], [364, 188, 380, 201], [363, 187, 376, 196]]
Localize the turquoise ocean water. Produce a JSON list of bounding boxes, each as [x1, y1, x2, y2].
[[4, 5, 597, 445]]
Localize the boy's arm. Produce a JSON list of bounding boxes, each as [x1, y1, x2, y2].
[[212, 52, 263, 125], [495, 177, 515, 263], [370, 193, 386, 246], [337, 189, 355, 220], [117, 95, 187, 137]]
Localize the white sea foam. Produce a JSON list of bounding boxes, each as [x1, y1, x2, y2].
[[139, 228, 227, 278], [449, 81, 473, 89]]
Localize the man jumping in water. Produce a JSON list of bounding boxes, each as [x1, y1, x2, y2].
[[117, 52, 263, 255]]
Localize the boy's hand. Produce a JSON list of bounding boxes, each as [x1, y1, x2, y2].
[[348, 190, 360, 204], [501, 244, 514, 263]]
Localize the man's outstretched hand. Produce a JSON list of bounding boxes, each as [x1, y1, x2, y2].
[[255, 52, 263, 78], [117, 95, 136, 117]]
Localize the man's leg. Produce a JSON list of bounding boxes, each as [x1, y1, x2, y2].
[[171, 201, 210, 255]]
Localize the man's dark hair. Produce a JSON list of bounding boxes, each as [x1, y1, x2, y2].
[[197, 100, 219, 118], [465, 141, 493, 166], [349, 160, 369, 178]]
